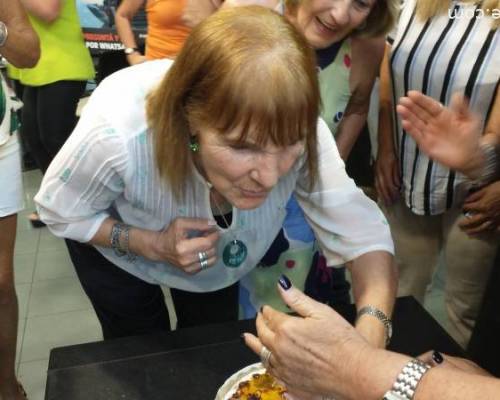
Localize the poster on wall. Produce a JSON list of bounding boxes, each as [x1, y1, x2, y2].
[[76, 0, 147, 55]]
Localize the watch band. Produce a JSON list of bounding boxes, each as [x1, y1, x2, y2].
[[382, 359, 431, 400], [357, 305, 393, 346], [0, 21, 8, 47]]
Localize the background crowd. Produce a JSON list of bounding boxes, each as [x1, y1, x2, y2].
[[0, 1, 498, 400]]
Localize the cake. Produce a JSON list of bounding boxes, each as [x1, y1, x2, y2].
[[228, 371, 287, 400]]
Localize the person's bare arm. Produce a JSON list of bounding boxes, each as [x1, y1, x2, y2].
[[182, 0, 223, 27], [335, 36, 384, 160], [375, 43, 401, 205], [0, 0, 40, 67], [348, 250, 397, 348], [19, 0, 61, 23], [115, 0, 147, 65]]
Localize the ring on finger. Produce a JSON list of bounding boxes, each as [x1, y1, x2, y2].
[[198, 251, 209, 270], [198, 251, 208, 262], [259, 345, 272, 366]]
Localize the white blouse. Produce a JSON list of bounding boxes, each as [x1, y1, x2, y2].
[[35, 59, 393, 292]]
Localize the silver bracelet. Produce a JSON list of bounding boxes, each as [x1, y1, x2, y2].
[[357, 305, 393, 346], [0, 22, 8, 47], [109, 222, 136, 262], [382, 359, 431, 400], [473, 143, 500, 187]]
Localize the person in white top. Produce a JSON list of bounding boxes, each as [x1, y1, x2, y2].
[[36, 6, 396, 345], [0, 1, 39, 399]]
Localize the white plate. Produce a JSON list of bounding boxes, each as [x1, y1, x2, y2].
[[215, 362, 267, 400]]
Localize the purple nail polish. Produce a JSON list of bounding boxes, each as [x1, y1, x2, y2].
[[432, 351, 443, 364], [278, 274, 292, 290]]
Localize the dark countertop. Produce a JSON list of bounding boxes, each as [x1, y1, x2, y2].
[[45, 296, 462, 400]]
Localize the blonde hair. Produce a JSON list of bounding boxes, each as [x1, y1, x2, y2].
[[147, 6, 320, 199], [416, 0, 500, 28], [284, 0, 399, 37]]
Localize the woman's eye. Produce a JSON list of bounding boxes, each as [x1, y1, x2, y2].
[[354, 0, 371, 10]]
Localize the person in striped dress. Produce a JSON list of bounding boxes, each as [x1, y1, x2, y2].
[[375, 0, 499, 348]]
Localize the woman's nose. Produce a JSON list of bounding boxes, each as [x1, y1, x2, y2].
[[250, 154, 280, 189]]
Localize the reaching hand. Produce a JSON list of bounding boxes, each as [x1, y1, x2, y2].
[[396, 91, 483, 178], [243, 279, 369, 400]]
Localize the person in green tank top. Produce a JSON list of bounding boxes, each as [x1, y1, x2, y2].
[[14, 0, 95, 227], [0, 2, 39, 399]]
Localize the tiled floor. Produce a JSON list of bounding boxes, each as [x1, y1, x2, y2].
[[13, 170, 448, 400], [14, 170, 177, 400]]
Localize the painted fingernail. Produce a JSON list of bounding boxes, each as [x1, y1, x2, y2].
[[278, 274, 292, 290], [432, 351, 444, 364], [259, 306, 264, 313]]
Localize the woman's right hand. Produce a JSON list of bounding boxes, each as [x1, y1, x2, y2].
[[375, 147, 401, 206], [141, 217, 219, 274]]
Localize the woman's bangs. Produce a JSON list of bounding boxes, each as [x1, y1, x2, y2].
[[204, 71, 316, 148]]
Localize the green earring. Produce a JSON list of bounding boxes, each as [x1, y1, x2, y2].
[[189, 136, 199, 153]]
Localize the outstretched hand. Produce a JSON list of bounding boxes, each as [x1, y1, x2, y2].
[[243, 280, 369, 400], [397, 91, 483, 177]]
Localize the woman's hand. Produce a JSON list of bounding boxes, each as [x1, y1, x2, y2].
[[374, 148, 401, 206], [243, 281, 370, 399], [397, 91, 484, 178], [138, 217, 219, 274], [460, 182, 500, 235]]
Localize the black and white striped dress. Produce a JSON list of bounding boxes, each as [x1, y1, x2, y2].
[[390, 0, 499, 215]]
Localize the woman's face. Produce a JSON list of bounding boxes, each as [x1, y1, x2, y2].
[[292, 0, 376, 49], [194, 126, 304, 210]]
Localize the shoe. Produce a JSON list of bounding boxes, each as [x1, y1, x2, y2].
[[28, 212, 46, 228]]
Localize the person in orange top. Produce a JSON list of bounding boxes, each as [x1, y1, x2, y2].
[[115, 0, 191, 65]]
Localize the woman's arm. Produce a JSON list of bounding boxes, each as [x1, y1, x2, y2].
[[35, 107, 219, 274], [19, 0, 61, 23], [349, 251, 397, 348], [375, 43, 401, 205], [0, 0, 40, 67], [115, 0, 147, 65], [296, 119, 397, 348], [335, 36, 385, 160]]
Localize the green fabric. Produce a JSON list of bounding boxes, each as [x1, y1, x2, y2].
[[0, 76, 20, 145], [17, 0, 94, 86], [318, 39, 352, 135]]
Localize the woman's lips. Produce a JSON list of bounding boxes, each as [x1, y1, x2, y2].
[[240, 188, 268, 198], [315, 16, 338, 34]]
